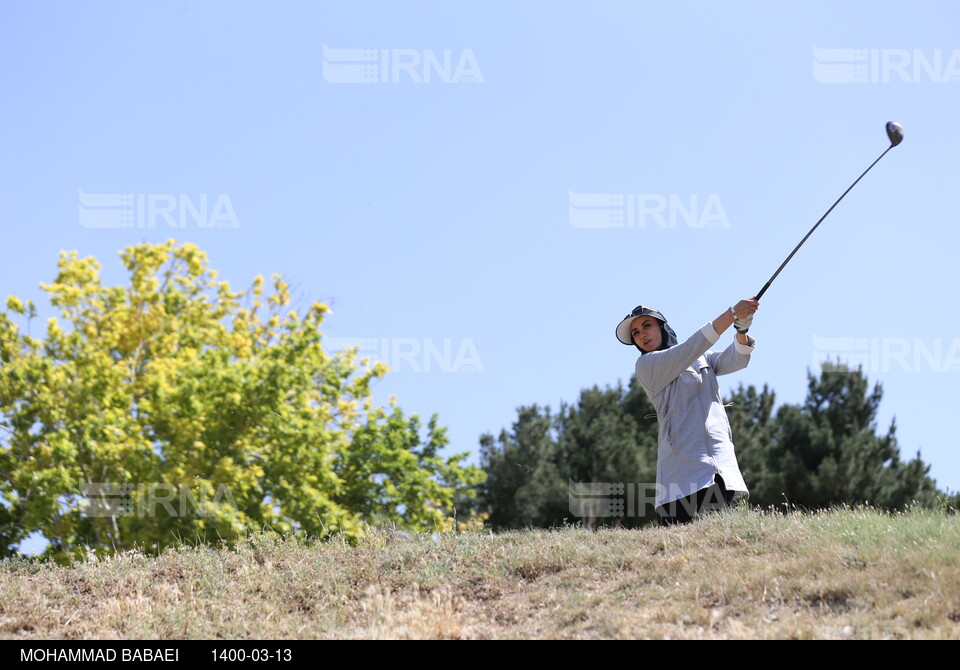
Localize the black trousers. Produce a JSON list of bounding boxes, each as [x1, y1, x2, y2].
[[657, 474, 735, 527]]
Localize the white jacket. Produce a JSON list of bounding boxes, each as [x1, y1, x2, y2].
[[635, 323, 755, 509]]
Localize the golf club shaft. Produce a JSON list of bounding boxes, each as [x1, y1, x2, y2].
[[754, 143, 895, 300]]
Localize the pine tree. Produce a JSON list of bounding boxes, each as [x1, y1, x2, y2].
[[478, 382, 660, 529], [730, 361, 942, 510]]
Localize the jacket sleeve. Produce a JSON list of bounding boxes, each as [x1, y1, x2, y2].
[[706, 334, 756, 376], [635, 323, 719, 395]]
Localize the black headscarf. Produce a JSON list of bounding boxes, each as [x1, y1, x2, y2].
[[616, 306, 679, 354]]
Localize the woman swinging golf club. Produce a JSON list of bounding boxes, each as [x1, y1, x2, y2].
[[612, 123, 900, 526], [616, 299, 759, 526]]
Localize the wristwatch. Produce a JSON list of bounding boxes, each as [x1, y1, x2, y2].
[[729, 306, 738, 320]]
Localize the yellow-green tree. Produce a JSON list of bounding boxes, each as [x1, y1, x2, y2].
[[0, 240, 483, 561]]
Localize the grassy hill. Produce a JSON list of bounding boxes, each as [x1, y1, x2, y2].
[[2, 506, 958, 639]]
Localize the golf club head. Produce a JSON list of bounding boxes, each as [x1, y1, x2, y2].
[[886, 121, 904, 147]]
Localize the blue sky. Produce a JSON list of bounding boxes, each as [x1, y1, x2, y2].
[[3, 1, 959, 552]]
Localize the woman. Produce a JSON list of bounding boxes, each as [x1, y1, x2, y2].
[[615, 300, 759, 526]]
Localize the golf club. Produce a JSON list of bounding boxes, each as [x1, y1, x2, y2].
[[754, 121, 904, 300]]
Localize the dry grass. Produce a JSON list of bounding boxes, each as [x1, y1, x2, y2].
[[2, 506, 958, 639]]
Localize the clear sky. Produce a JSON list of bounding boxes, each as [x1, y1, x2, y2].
[[3, 1, 959, 553]]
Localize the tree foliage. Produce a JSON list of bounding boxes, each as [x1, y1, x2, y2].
[[478, 380, 661, 529], [479, 362, 954, 529], [0, 240, 483, 561], [730, 361, 943, 510]]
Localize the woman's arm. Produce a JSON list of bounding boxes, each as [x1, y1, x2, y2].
[[635, 299, 760, 396], [708, 332, 756, 375], [711, 299, 759, 345], [635, 323, 717, 395]]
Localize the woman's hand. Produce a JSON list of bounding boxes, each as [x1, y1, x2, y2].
[[713, 299, 760, 338], [733, 299, 759, 319]]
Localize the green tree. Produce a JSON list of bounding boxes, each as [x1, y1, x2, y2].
[[482, 362, 954, 529], [729, 361, 943, 510], [478, 404, 557, 529], [725, 383, 785, 505], [0, 240, 483, 561], [478, 380, 659, 529]]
